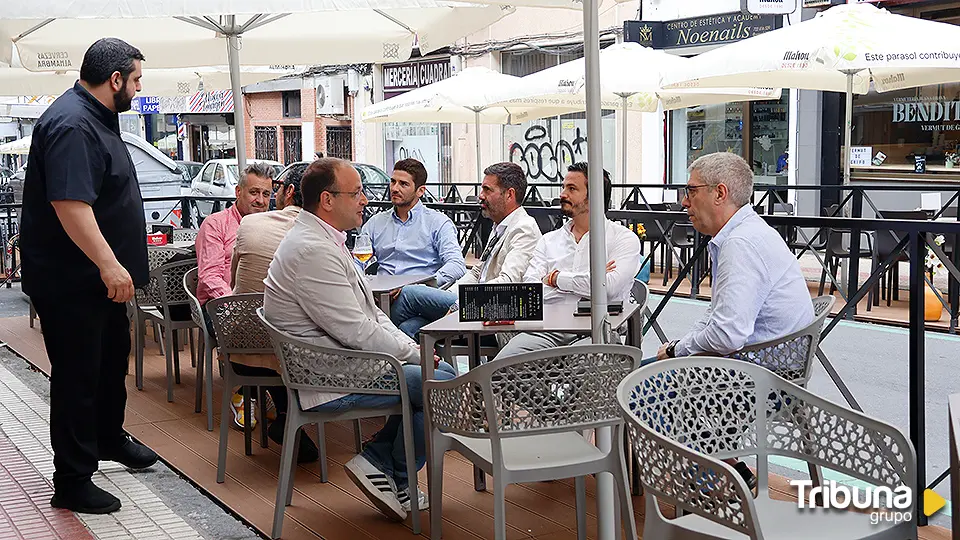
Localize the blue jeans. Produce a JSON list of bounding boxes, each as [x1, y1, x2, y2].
[[390, 285, 458, 339], [307, 361, 457, 491]]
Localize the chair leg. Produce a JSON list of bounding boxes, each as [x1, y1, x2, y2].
[[286, 422, 302, 506], [612, 440, 639, 540], [216, 367, 233, 483], [205, 343, 214, 431], [575, 476, 587, 540], [818, 263, 827, 297], [172, 329, 181, 385], [493, 477, 507, 540], [317, 422, 329, 483], [243, 386, 253, 456], [271, 410, 300, 540], [194, 333, 204, 414], [259, 387, 269, 449], [189, 328, 197, 368], [429, 437, 445, 540], [163, 324, 175, 402], [353, 419, 363, 453], [400, 409, 421, 535]]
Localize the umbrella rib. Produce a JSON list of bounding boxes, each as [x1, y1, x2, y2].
[[175, 16, 225, 34], [242, 14, 290, 32], [14, 19, 55, 42], [374, 9, 416, 34]]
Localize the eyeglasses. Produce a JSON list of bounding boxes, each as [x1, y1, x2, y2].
[[680, 183, 713, 199], [326, 188, 365, 200]]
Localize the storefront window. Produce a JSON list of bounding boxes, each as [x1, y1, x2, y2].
[[852, 83, 960, 170], [670, 94, 789, 186], [383, 122, 451, 199]]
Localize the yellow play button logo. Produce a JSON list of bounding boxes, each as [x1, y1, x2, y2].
[[923, 489, 947, 517]]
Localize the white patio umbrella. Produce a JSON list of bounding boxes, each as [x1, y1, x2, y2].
[[0, 64, 301, 97], [361, 66, 550, 183], [662, 2, 960, 187], [490, 42, 782, 185], [0, 0, 514, 168], [0, 135, 31, 155]]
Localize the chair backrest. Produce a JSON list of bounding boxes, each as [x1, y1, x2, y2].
[[147, 245, 190, 271], [206, 294, 273, 355], [256, 308, 406, 398], [773, 203, 794, 215], [426, 345, 642, 450], [151, 258, 197, 310], [172, 228, 199, 243], [618, 357, 916, 539], [182, 267, 211, 342], [630, 279, 648, 309], [728, 295, 835, 385]]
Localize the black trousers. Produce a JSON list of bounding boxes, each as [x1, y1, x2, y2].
[[31, 293, 131, 491]]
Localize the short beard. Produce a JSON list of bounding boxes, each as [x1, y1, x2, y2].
[[113, 79, 132, 113]]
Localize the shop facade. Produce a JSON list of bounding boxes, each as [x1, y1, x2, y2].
[[126, 92, 238, 163]]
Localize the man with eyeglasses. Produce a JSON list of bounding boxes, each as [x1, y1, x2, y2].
[[653, 152, 813, 491], [263, 158, 456, 521]]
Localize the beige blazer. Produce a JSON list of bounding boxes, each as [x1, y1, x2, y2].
[[451, 206, 543, 296], [263, 210, 419, 410]]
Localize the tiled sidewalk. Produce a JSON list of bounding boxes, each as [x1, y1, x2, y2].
[[0, 363, 207, 540]]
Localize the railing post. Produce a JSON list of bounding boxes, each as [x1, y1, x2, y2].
[[845, 189, 863, 319], [690, 230, 702, 298], [909, 229, 927, 526], [181, 197, 193, 229]]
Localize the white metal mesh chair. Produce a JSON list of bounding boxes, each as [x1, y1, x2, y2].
[[183, 267, 216, 431], [135, 257, 197, 402], [728, 296, 835, 387], [425, 344, 642, 540], [257, 308, 423, 538], [172, 228, 199, 243], [207, 294, 281, 482], [619, 357, 917, 540]]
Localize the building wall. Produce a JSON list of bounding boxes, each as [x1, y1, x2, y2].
[[243, 79, 354, 166]]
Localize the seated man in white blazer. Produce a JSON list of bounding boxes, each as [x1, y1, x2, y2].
[[263, 158, 456, 522], [389, 162, 543, 338]]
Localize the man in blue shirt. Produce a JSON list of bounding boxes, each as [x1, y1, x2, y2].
[[360, 159, 466, 290]]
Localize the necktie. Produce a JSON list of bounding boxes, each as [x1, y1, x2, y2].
[[481, 229, 503, 262]]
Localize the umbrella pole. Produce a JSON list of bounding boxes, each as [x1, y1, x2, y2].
[[620, 94, 628, 186], [226, 15, 247, 170], [475, 110, 482, 184], [843, 71, 854, 191], [583, 1, 614, 539]]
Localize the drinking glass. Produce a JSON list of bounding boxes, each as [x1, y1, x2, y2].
[[352, 234, 374, 272]]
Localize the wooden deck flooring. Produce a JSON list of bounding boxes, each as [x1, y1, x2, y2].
[[0, 315, 950, 540]]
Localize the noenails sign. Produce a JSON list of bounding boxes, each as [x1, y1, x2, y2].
[[741, 0, 797, 15]]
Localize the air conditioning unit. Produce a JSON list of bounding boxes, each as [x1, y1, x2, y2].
[[316, 75, 346, 115]]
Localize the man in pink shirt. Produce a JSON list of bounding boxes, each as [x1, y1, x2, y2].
[[196, 162, 274, 434], [196, 162, 273, 305]]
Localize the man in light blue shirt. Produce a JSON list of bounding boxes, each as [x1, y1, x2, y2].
[[657, 152, 814, 361], [360, 158, 466, 289]]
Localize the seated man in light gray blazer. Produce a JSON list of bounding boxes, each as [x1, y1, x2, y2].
[[263, 158, 456, 522], [389, 162, 543, 339]]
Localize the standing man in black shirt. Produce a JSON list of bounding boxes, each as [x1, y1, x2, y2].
[[20, 38, 156, 515]]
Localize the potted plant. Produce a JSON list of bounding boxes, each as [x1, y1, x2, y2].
[[946, 152, 959, 168], [923, 235, 946, 321]]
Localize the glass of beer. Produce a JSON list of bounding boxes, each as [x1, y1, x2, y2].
[[353, 233, 373, 272]]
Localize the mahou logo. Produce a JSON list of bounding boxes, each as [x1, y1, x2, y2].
[[783, 51, 811, 61]]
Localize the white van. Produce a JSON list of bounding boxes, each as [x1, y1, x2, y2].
[[122, 133, 184, 227], [189, 158, 283, 217]]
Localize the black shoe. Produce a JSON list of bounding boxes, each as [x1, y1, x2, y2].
[[51, 481, 121, 514], [268, 416, 320, 464], [101, 436, 159, 470], [733, 461, 758, 491]]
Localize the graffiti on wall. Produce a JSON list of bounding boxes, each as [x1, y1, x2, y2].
[[508, 125, 588, 182]]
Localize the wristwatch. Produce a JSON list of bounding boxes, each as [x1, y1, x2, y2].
[[665, 340, 679, 358]]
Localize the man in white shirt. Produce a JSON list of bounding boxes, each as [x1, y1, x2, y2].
[[389, 162, 542, 338], [263, 158, 456, 522], [494, 162, 642, 359]]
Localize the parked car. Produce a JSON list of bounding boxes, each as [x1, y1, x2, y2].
[[190, 158, 284, 217], [174, 160, 202, 192], [123, 133, 184, 226]]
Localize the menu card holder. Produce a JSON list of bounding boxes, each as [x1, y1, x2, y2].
[[459, 283, 544, 323]]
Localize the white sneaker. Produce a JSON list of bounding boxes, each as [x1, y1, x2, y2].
[[398, 488, 428, 512], [344, 455, 406, 521]]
